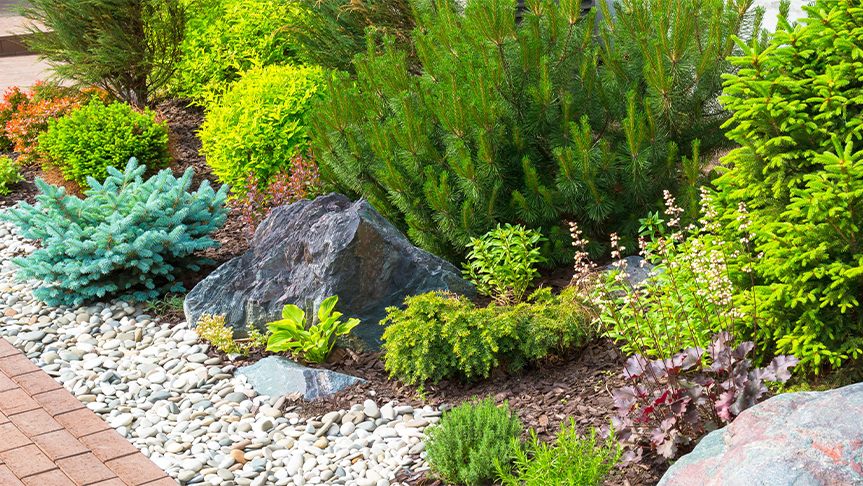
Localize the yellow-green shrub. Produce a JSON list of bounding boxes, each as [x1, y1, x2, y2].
[[199, 64, 326, 192]]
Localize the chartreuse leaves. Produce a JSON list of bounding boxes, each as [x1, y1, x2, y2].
[[266, 295, 360, 363]]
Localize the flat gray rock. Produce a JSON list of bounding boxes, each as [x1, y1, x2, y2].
[[658, 383, 863, 486], [603, 255, 657, 287], [236, 356, 365, 401], [184, 193, 476, 347]]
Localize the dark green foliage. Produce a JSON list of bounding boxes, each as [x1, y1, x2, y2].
[[199, 64, 326, 192], [290, 0, 417, 74], [496, 420, 622, 486], [18, 0, 186, 107], [425, 397, 523, 486], [311, 0, 763, 264], [0, 158, 228, 307], [380, 287, 594, 386], [713, 0, 863, 371], [177, 0, 300, 105], [39, 101, 171, 188]]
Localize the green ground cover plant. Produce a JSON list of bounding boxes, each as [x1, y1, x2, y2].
[[177, 0, 301, 105], [19, 0, 185, 107], [496, 420, 622, 486], [39, 101, 171, 188], [713, 0, 863, 372], [312, 0, 764, 264], [0, 158, 228, 306], [200, 64, 326, 193], [426, 397, 523, 486], [381, 287, 594, 386]]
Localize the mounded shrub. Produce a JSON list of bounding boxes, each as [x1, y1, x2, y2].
[[381, 287, 594, 386], [713, 0, 863, 371], [200, 63, 326, 192], [425, 397, 523, 486], [5, 95, 80, 165], [177, 0, 301, 105], [39, 101, 171, 188], [311, 0, 763, 263], [0, 158, 229, 307]]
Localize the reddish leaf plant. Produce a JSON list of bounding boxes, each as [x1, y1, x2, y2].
[[229, 151, 325, 238], [608, 332, 798, 462]]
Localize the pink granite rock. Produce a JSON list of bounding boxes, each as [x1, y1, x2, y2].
[[658, 383, 863, 486]]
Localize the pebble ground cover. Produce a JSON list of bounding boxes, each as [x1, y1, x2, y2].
[[0, 215, 434, 486]]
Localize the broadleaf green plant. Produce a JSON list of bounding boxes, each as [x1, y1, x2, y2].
[[0, 156, 24, 195], [463, 223, 546, 305], [266, 295, 360, 363]]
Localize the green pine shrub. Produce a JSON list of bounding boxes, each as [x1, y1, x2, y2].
[[426, 397, 523, 486], [496, 420, 622, 486], [712, 0, 863, 371], [177, 0, 301, 105], [18, 0, 185, 107], [0, 158, 229, 307], [381, 287, 594, 386], [38, 101, 171, 188], [0, 156, 24, 195], [290, 0, 417, 74], [199, 64, 326, 192], [311, 0, 763, 264]]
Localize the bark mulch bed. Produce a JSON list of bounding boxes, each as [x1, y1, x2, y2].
[[1, 98, 668, 486]]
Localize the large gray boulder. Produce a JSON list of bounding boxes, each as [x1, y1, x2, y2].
[[236, 357, 364, 401], [658, 383, 863, 486], [184, 193, 476, 347]]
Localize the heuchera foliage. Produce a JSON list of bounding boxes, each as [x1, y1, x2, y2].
[[713, 0, 863, 371], [610, 333, 798, 461], [229, 151, 325, 238], [0, 158, 229, 307]]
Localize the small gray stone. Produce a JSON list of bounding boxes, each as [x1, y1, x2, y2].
[[236, 356, 364, 401]]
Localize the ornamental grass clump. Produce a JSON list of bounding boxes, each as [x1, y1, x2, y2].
[[0, 158, 229, 307]]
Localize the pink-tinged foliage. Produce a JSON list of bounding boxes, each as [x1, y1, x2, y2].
[[229, 151, 326, 238], [607, 335, 799, 462]]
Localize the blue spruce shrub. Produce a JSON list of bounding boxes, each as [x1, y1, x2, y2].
[[0, 158, 229, 306]]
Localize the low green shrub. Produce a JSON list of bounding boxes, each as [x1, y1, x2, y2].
[[39, 101, 171, 188], [381, 287, 594, 386], [496, 420, 622, 486], [266, 295, 360, 363], [0, 156, 23, 195], [196, 313, 268, 356], [177, 0, 301, 105], [199, 63, 326, 192], [713, 0, 863, 371], [426, 397, 523, 486], [0, 158, 228, 307], [463, 223, 546, 305]]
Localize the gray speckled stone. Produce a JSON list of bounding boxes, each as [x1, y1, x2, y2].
[[603, 256, 657, 287], [184, 193, 476, 347], [658, 383, 863, 486], [236, 356, 365, 401]]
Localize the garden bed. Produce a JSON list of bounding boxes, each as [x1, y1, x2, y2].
[[0, 96, 667, 486]]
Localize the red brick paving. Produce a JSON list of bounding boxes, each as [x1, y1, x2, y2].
[[0, 338, 177, 486]]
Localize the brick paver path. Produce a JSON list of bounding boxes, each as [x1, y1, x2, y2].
[[0, 338, 177, 486]]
